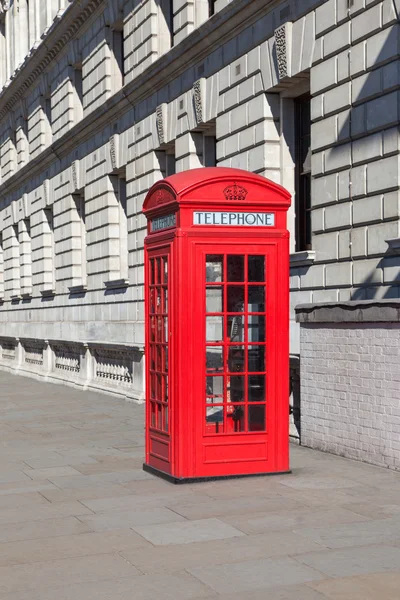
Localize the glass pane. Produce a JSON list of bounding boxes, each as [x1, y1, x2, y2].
[[227, 315, 244, 342], [227, 285, 244, 312], [229, 375, 244, 403], [165, 345, 168, 372], [206, 347, 223, 372], [248, 315, 265, 343], [163, 375, 168, 402], [227, 255, 244, 281], [156, 345, 162, 371], [206, 316, 223, 341], [206, 255, 223, 282], [164, 405, 169, 430], [229, 404, 245, 431], [206, 406, 223, 424], [206, 375, 224, 399], [248, 404, 266, 431], [206, 286, 223, 313], [248, 256, 265, 282], [227, 346, 245, 373], [156, 258, 161, 284], [163, 288, 168, 313], [164, 317, 168, 343], [157, 403, 162, 429], [150, 374, 156, 399], [163, 258, 168, 284], [156, 287, 162, 313], [150, 260, 155, 285], [150, 402, 156, 427], [248, 286, 265, 312], [248, 346, 266, 372], [248, 375, 265, 402]]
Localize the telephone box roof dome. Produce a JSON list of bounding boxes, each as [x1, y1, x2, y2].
[[143, 167, 291, 211]]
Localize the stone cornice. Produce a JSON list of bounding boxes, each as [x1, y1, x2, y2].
[[0, 0, 103, 121], [296, 300, 400, 323], [0, 0, 280, 199]]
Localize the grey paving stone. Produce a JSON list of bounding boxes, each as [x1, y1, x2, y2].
[[310, 572, 400, 600], [0, 516, 92, 543], [294, 515, 400, 548], [295, 545, 400, 578], [187, 556, 325, 594], [23, 466, 83, 480], [0, 554, 141, 595], [132, 517, 245, 545], [79, 507, 186, 531], [0, 572, 212, 600], [120, 531, 325, 573], [216, 583, 327, 599]]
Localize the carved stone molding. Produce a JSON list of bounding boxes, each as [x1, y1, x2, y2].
[[193, 78, 206, 125], [274, 22, 292, 80], [156, 104, 167, 147], [109, 134, 120, 171], [43, 179, 50, 206], [71, 160, 80, 192]]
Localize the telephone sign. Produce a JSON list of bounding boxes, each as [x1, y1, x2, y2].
[[143, 167, 291, 482], [193, 212, 275, 226]]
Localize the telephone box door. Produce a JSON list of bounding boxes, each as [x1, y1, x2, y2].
[[194, 243, 282, 476], [146, 246, 172, 474]]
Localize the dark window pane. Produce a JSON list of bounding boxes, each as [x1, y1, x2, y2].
[[248, 346, 266, 372], [227, 285, 244, 312], [206, 347, 223, 372], [248, 315, 265, 343], [248, 286, 265, 312], [157, 403, 162, 429], [150, 260, 155, 285], [163, 258, 168, 283], [227, 255, 244, 281], [206, 255, 223, 282], [248, 256, 265, 282], [229, 375, 244, 403], [248, 375, 265, 402], [227, 346, 245, 373], [229, 404, 245, 431], [151, 402, 156, 427], [227, 315, 244, 342], [248, 405, 266, 431]]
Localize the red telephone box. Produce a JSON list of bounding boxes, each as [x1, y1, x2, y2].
[[142, 167, 291, 482]]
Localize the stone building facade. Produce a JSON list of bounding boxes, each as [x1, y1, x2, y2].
[[0, 0, 399, 427]]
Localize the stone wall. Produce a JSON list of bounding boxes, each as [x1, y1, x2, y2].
[[296, 300, 400, 471], [0, 336, 144, 401]]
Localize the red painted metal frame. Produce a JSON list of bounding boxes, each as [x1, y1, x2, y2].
[[143, 167, 291, 481]]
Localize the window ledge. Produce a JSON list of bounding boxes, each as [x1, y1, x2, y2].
[[104, 279, 129, 290], [21, 292, 32, 299], [40, 288, 55, 297], [290, 250, 316, 268], [68, 284, 87, 294], [386, 238, 400, 254]]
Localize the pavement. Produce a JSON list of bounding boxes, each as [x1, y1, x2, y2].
[[0, 371, 399, 599]]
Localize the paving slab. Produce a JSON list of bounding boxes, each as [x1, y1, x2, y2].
[[132, 517, 245, 545], [187, 556, 325, 594], [309, 572, 400, 600]]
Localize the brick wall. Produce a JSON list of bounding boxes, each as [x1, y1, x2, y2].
[[297, 301, 400, 471]]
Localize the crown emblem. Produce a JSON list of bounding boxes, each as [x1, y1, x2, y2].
[[223, 182, 248, 202]]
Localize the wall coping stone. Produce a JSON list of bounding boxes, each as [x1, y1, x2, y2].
[[295, 300, 400, 323]]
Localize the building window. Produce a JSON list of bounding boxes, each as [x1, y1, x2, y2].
[[203, 133, 216, 167], [0, 231, 3, 299], [294, 94, 311, 252], [10, 225, 20, 298], [111, 26, 125, 90], [159, 0, 173, 52], [157, 145, 176, 178], [20, 218, 32, 296], [110, 173, 128, 281], [42, 207, 55, 294], [73, 66, 83, 121], [72, 192, 87, 288], [208, 0, 216, 16]]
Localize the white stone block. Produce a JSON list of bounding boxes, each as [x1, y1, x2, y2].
[[325, 202, 352, 230], [367, 155, 399, 194], [325, 261, 352, 287], [368, 221, 399, 255]]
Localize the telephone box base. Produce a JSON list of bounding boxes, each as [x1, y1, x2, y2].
[[143, 463, 291, 485]]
